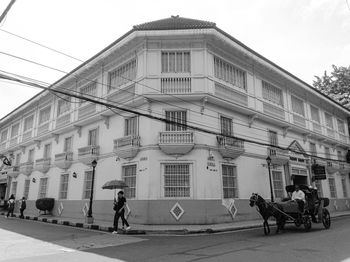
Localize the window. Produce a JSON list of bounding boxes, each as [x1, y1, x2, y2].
[[23, 116, 34, 132], [262, 81, 283, 106], [125, 116, 138, 136], [337, 119, 345, 134], [310, 105, 320, 123], [220, 116, 232, 136], [161, 51, 190, 73], [315, 180, 323, 197], [64, 137, 73, 152], [342, 177, 348, 198], [325, 147, 331, 159], [214, 57, 246, 90], [43, 144, 51, 159], [59, 173, 69, 199], [39, 106, 51, 125], [88, 129, 98, 146], [83, 171, 94, 199], [337, 151, 343, 161], [80, 82, 97, 105], [291, 96, 304, 116], [28, 149, 35, 163], [38, 178, 48, 198], [15, 153, 21, 166], [222, 165, 238, 198], [328, 177, 337, 198], [268, 130, 278, 146], [108, 59, 137, 92], [163, 163, 191, 198], [272, 170, 284, 198], [23, 180, 30, 199], [11, 181, 17, 197], [122, 165, 137, 198], [310, 143, 317, 156], [165, 111, 187, 131], [57, 97, 71, 116], [11, 123, 20, 138], [0, 129, 7, 142], [325, 113, 333, 129]]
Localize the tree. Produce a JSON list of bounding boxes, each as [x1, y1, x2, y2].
[[313, 65, 350, 109]]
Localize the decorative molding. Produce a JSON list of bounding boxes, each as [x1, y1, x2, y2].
[[34, 140, 41, 149], [282, 126, 291, 138], [170, 202, 185, 221], [200, 97, 208, 115], [74, 125, 82, 137], [248, 114, 258, 128]]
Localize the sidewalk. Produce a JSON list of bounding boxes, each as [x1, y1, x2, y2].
[[1, 210, 350, 235]]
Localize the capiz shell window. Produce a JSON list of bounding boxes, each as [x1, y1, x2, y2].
[[163, 163, 191, 198]]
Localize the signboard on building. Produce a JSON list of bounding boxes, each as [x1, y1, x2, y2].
[[312, 164, 326, 180]]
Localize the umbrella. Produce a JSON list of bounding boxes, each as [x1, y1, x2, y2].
[[102, 180, 129, 190]]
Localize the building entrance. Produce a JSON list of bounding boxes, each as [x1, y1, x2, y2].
[[292, 175, 308, 186]]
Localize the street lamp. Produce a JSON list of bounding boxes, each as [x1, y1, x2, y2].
[[86, 159, 97, 224], [266, 156, 274, 202]]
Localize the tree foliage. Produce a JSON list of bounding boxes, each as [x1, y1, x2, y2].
[[313, 65, 350, 108]]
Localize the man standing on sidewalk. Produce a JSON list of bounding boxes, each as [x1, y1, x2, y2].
[[112, 191, 130, 234], [19, 197, 26, 218], [6, 194, 15, 218]]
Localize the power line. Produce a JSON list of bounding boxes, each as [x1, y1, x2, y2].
[[1, 72, 348, 164]]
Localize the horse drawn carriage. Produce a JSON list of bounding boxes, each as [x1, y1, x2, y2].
[[249, 184, 331, 235]]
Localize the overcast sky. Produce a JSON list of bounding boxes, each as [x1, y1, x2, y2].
[[0, 0, 349, 119]]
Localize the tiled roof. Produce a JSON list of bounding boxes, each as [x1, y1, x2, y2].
[[133, 15, 216, 31]]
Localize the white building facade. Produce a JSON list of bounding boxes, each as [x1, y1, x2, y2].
[[0, 16, 350, 224]]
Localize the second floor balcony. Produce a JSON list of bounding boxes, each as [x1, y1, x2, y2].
[[54, 152, 73, 170], [326, 160, 339, 174], [114, 135, 140, 160], [34, 158, 51, 173], [267, 147, 289, 165], [78, 145, 100, 166], [216, 135, 245, 159], [158, 131, 194, 156], [7, 165, 20, 178], [19, 162, 34, 176]]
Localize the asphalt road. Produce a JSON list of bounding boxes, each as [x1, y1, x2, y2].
[[1, 215, 350, 262]]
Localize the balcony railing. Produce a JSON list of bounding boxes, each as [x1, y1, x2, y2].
[[37, 123, 50, 135], [114, 135, 140, 160], [34, 158, 51, 173], [161, 78, 191, 94], [56, 114, 71, 128], [19, 162, 34, 176], [267, 147, 290, 165], [78, 145, 100, 165], [216, 135, 245, 159], [54, 152, 73, 170], [158, 131, 194, 155], [326, 160, 339, 174], [326, 128, 335, 138]]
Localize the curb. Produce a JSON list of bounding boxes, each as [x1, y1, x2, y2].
[[1, 211, 349, 235]]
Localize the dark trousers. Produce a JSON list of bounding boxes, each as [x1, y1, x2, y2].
[[113, 210, 129, 231], [296, 200, 304, 212], [6, 208, 14, 218], [20, 208, 25, 218]]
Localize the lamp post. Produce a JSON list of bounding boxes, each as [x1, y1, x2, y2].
[[266, 156, 274, 202], [86, 159, 97, 224]]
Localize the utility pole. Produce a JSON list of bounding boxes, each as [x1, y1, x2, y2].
[[0, 0, 16, 24]]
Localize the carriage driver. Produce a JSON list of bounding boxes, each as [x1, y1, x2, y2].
[[292, 185, 305, 212]]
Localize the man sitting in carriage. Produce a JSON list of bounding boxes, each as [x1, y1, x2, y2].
[[291, 185, 305, 212]]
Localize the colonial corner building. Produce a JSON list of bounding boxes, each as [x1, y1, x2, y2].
[[0, 16, 349, 224]]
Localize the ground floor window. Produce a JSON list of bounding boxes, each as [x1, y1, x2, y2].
[[23, 180, 30, 199], [38, 178, 48, 199], [83, 171, 94, 199], [59, 173, 69, 199], [222, 165, 238, 198], [122, 165, 136, 199], [272, 170, 284, 198], [341, 177, 348, 198], [328, 177, 337, 198], [163, 163, 191, 198], [315, 180, 323, 197], [11, 181, 17, 198]]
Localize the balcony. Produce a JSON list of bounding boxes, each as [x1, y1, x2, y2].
[[158, 131, 194, 155], [34, 158, 51, 173], [326, 160, 339, 174], [216, 135, 245, 159], [7, 165, 20, 178], [310, 157, 327, 167], [267, 147, 289, 165], [78, 145, 100, 165], [114, 135, 140, 160], [19, 162, 34, 176], [54, 152, 73, 170], [339, 162, 350, 174]]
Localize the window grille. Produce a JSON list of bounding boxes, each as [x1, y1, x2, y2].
[[39, 107, 51, 124], [214, 57, 246, 90], [108, 59, 137, 92], [291, 96, 305, 116], [83, 171, 94, 199], [38, 178, 48, 199], [220, 116, 232, 136], [164, 163, 191, 198], [23, 116, 34, 131], [125, 116, 138, 136], [165, 111, 187, 131], [59, 173, 69, 199], [328, 178, 337, 198], [341, 177, 348, 198], [272, 170, 284, 198], [23, 180, 30, 199], [161, 52, 190, 73], [269, 130, 278, 146], [122, 165, 137, 198], [262, 81, 283, 106], [222, 165, 238, 198], [310, 105, 320, 123]]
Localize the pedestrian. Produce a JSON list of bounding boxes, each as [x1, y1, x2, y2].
[[112, 191, 130, 234], [19, 197, 26, 218], [6, 194, 15, 218]]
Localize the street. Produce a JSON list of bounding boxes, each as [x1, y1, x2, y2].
[[1, 216, 350, 262]]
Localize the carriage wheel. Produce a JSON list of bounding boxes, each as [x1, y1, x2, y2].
[[263, 221, 270, 235], [303, 216, 312, 232], [322, 208, 331, 229]]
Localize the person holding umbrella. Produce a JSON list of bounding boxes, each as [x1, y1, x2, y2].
[[112, 191, 130, 234]]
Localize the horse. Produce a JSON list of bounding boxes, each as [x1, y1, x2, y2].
[[249, 193, 286, 235]]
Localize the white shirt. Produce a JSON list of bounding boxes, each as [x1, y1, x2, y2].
[[292, 190, 305, 201]]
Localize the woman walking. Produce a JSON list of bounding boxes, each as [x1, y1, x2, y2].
[[112, 191, 130, 234], [6, 194, 15, 218]]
